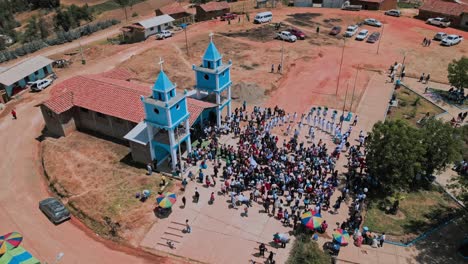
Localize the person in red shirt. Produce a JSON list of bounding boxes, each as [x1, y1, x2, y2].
[[11, 109, 17, 119]]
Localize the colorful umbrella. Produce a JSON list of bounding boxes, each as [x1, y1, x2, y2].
[[332, 229, 351, 246], [0, 246, 40, 264], [300, 210, 323, 230], [156, 192, 177, 208], [0, 232, 23, 255]]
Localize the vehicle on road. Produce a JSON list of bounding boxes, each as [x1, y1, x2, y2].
[[426, 17, 451, 28], [254, 11, 273, 24], [344, 25, 359, 37], [433, 32, 447, 41], [341, 2, 362, 11], [355, 29, 369, 40], [28, 78, 52, 92], [288, 28, 306, 39], [366, 32, 380, 43], [441, 35, 463, 46], [155, 30, 172, 40], [220, 13, 238, 21], [385, 9, 401, 17], [329, 26, 342, 35], [276, 31, 297, 42], [39, 198, 71, 224], [364, 18, 382, 27]]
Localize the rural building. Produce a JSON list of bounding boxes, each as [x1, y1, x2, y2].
[[155, 3, 190, 20], [0, 56, 53, 103], [418, 0, 468, 29], [121, 15, 175, 43], [349, 0, 396, 10], [195, 1, 230, 21]]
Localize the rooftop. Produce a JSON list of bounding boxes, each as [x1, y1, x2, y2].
[[203, 41, 222, 61], [419, 0, 468, 16], [158, 3, 187, 15], [136, 15, 175, 30], [199, 1, 230, 12], [0, 56, 53, 86]]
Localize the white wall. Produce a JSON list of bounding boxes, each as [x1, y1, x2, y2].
[[144, 22, 174, 38]]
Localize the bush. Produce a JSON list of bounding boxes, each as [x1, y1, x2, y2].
[[132, 12, 138, 17], [286, 234, 331, 264]]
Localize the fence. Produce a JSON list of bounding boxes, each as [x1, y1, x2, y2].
[[173, 15, 195, 26]]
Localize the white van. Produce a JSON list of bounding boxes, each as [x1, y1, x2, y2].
[[254, 11, 272, 24]]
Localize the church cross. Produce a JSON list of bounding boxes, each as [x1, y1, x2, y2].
[[158, 57, 164, 71], [209, 32, 214, 42]]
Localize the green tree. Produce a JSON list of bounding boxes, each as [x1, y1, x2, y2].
[[419, 118, 462, 176], [286, 234, 331, 264], [38, 17, 49, 39], [365, 120, 425, 195], [54, 9, 75, 31], [114, 0, 132, 21], [447, 57, 468, 90], [23, 16, 40, 43]]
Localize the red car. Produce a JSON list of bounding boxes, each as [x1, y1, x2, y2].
[[220, 13, 238, 21], [289, 28, 306, 40], [329, 26, 342, 36]]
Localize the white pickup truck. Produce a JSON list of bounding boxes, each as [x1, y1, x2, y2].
[[426, 17, 451, 28], [276, 31, 297, 42]]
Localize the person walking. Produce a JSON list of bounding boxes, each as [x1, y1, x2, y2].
[[271, 64, 274, 73], [379, 233, 386, 247], [210, 192, 215, 204], [419, 73, 425, 82], [316, 26, 320, 34], [352, 115, 358, 126], [259, 243, 267, 257], [11, 109, 17, 120], [422, 37, 427, 46], [244, 204, 249, 217], [425, 73, 431, 84], [267, 251, 275, 264], [182, 196, 186, 208], [194, 188, 200, 203], [277, 64, 282, 73], [185, 219, 191, 233], [146, 163, 152, 175]]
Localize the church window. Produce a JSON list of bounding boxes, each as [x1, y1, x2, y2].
[[222, 71, 225, 77], [158, 93, 162, 100], [204, 74, 209, 80], [176, 104, 180, 110], [154, 108, 160, 114], [207, 61, 211, 68], [170, 90, 174, 97]]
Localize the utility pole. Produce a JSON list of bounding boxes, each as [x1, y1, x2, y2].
[[79, 39, 85, 65], [280, 41, 284, 74], [342, 82, 349, 115], [377, 23, 384, 55], [335, 38, 346, 95], [184, 25, 189, 56], [177, 125, 182, 173], [350, 65, 360, 113]]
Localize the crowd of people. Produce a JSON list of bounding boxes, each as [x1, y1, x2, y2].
[[179, 103, 382, 261]]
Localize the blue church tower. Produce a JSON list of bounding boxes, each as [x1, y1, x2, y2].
[[192, 33, 232, 127], [141, 58, 191, 171]]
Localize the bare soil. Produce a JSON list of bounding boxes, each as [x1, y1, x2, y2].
[[42, 132, 171, 246]]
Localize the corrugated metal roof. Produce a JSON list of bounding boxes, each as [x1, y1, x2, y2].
[[0, 56, 53, 86], [137, 15, 175, 29]]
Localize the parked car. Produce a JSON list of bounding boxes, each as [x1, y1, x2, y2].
[[341, 3, 362, 11], [366, 32, 380, 43], [220, 13, 238, 21], [384, 9, 401, 17], [155, 30, 172, 40], [433, 32, 447, 41], [329, 26, 342, 35], [426, 17, 451, 28], [441, 35, 463, 46], [254, 11, 273, 24], [344, 25, 359, 37], [289, 28, 306, 40], [355, 29, 369, 40], [364, 18, 382, 27], [276, 31, 297, 42], [28, 78, 52, 92], [39, 198, 71, 224]]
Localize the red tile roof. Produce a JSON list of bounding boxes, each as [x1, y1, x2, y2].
[[44, 69, 217, 125], [187, 98, 217, 126], [200, 1, 230, 12], [158, 3, 187, 15], [357, 0, 383, 3], [419, 0, 468, 17]]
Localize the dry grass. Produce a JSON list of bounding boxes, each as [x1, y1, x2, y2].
[[42, 132, 172, 245]]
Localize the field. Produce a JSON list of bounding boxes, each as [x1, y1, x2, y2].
[[42, 132, 173, 246], [363, 188, 461, 243], [387, 86, 445, 126]]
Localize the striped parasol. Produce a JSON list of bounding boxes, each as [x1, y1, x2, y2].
[[332, 228, 351, 246], [300, 210, 323, 230], [0, 232, 23, 255], [156, 192, 177, 208]]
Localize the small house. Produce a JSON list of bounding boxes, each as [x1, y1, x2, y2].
[[349, 0, 396, 10], [418, 0, 468, 29], [122, 15, 175, 43], [195, 1, 230, 21], [0, 55, 53, 103], [156, 3, 190, 20]]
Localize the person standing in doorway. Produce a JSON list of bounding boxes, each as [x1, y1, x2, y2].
[[11, 108, 17, 120]]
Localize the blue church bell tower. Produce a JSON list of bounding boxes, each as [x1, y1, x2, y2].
[[192, 33, 232, 126]]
